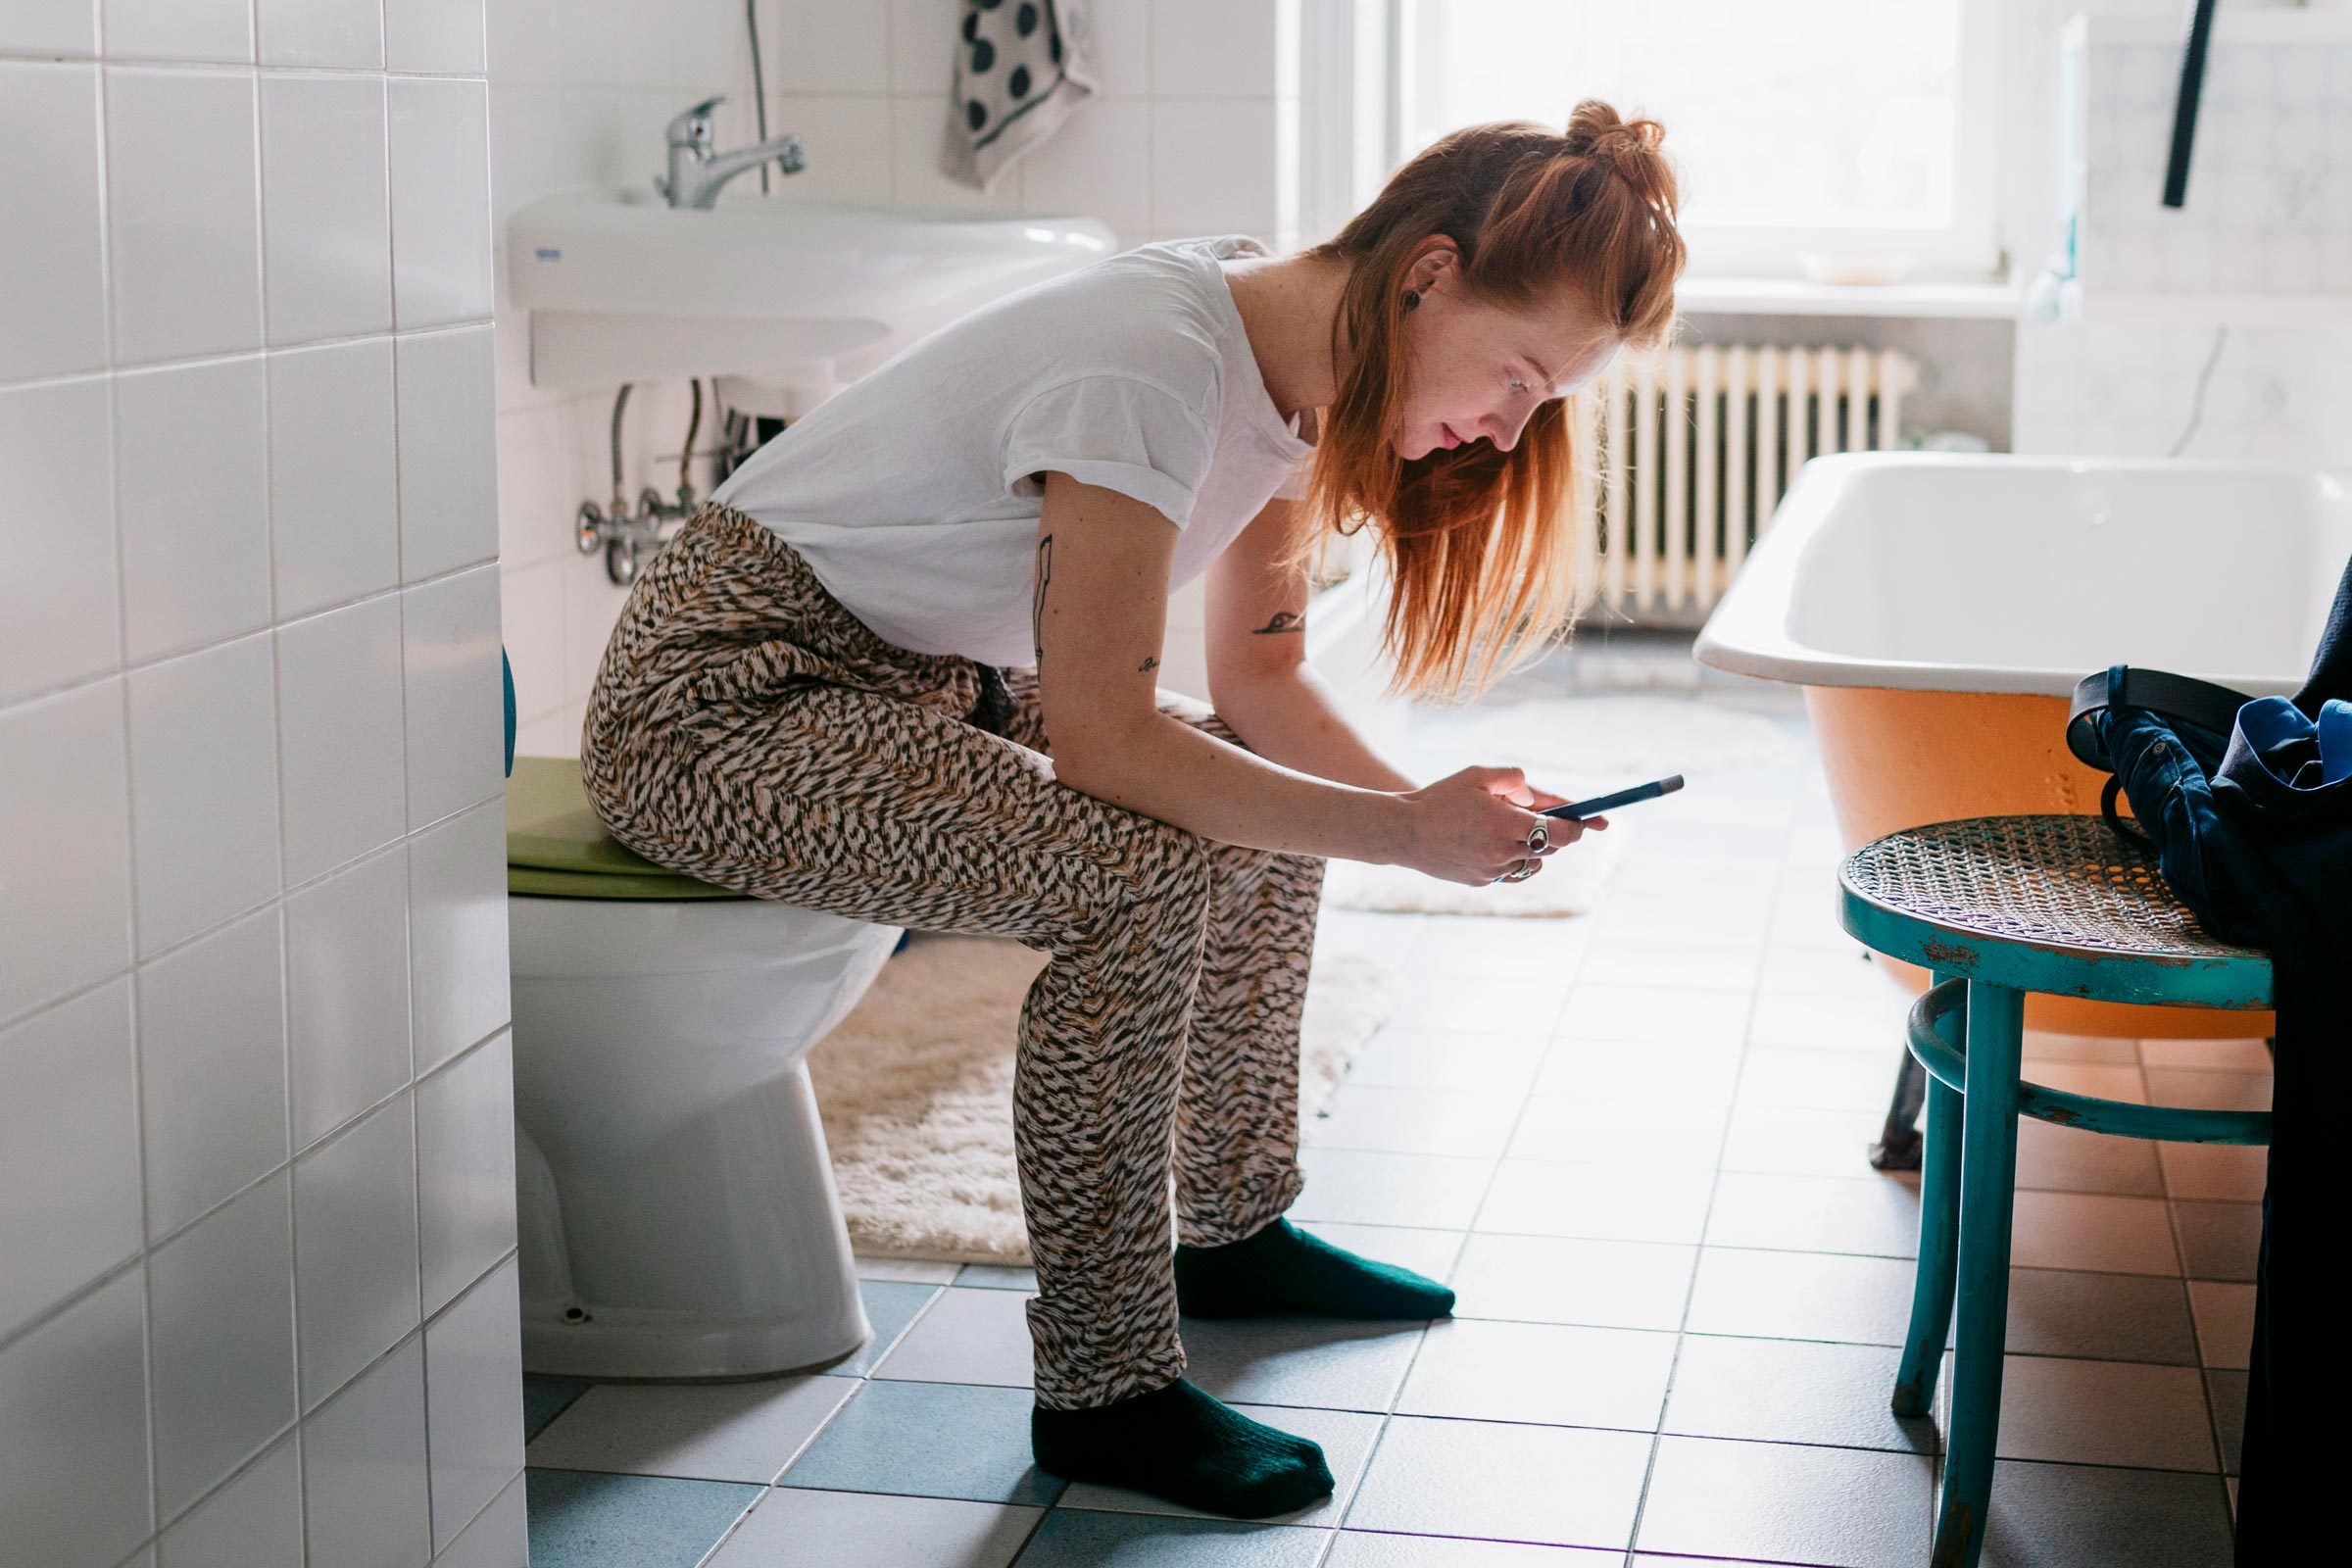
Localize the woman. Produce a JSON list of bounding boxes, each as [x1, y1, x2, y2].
[[581, 103, 1685, 1518]]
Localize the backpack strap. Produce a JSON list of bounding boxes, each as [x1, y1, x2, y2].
[[2066, 662, 2251, 771]]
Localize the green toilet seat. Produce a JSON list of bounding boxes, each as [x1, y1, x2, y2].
[[506, 756, 747, 902]]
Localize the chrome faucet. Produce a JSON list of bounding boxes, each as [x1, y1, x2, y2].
[[655, 96, 806, 210]]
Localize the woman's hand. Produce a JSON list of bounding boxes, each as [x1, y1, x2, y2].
[[1389, 764, 1606, 886]]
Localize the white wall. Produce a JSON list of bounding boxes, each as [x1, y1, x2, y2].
[[0, 4, 523, 1566], [492, 0, 1308, 749], [2007, 0, 2352, 466]]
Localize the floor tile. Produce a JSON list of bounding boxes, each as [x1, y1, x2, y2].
[[2155, 1142, 2268, 1202], [874, 1287, 1033, 1388], [779, 1381, 1063, 1506], [956, 1265, 1039, 1292], [522, 1377, 588, 1442], [1683, 1248, 1918, 1346], [1303, 1085, 1524, 1158], [1333, 1535, 1619, 1567], [1474, 1159, 1716, 1245], [524, 1376, 855, 1485], [1718, 1104, 1888, 1178], [1294, 1150, 1496, 1230], [1556, 985, 1751, 1049], [1175, 1316, 1425, 1413], [523, 1469, 760, 1568], [2016, 1118, 2166, 1197], [2021, 1030, 2142, 1066], [2137, 1037, 2272, 1074], [1530, 1039, 1742, 1103], [1746, 988, 1913, 1054], [1737, 1046, 1901, 1112], [2011, 1191, 2180, 1276], [1404, 914, 1592, 979], [1011, 1510, 1328, 1566], [2186, 1281, 2255, 1370], [1995, 1356, 2216, 1472], [1663, 1334, 1936, 1453], [1703, 1170, 1921, 1257], [2029, 1061, 2149, 1103], [1448, 1233, 1696, 1331], [1340, 1028, 1546, 1095], [2204, 1369, 2245, 1476], [2170, 1200, 2261, 1283], [1291, 1221, 1465, 1284], [1055, 1403, 1381, 1527], [1577, 938, 1761, 992], [707, 1489, 1040, 1567], [1344, 1416, 1650, 1549], [824, 1280, 946, 1378], [1756, 946, 1901, 999], [1388, 977, 1571, 1036], [855, 1257, 960, 1285], [1634, 1434, 1934, 1567], [1978, 1459, 2236, 1568], [2142, 1068, 2271, 1113], [1396, 1318, 1674, 1430], [1505, 1097, 1730, 1168], [2003, 1268, 2197, 1365]]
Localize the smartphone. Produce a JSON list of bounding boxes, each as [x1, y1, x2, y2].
[[1540, 774, 1685, 821]]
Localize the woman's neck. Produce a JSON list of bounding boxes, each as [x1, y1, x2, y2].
[[1222, 252, 1354, 430]]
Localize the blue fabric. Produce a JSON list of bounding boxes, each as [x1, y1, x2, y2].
[[2090, 551, 2352, 1561], [503, 647, 517, 780]]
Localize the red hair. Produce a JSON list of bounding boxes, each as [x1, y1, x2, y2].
[[1292, 103, 1686, 700]]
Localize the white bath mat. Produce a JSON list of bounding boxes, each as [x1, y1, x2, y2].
[[808, 934, 1396, 1264], [1321, 824, 1626, 917], [1463, 694, 1800, 778]]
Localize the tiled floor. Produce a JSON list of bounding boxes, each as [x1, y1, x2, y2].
[[520, 640, 2257, 1566]]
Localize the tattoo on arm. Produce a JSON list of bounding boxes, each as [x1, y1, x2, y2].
[[1031, 534, 1054, 662], [1251, 611, 1306, 636], [1137, 656, 1158, 673]]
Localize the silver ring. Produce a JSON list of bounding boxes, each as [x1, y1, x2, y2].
[[1502, 858, 1540, 882], [1526, 821, 1549, 855]]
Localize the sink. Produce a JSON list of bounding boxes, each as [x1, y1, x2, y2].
[[508, 189, 1117, 415]]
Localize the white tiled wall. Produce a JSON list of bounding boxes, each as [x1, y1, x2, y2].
[[0, 3, 523, 1565], [2010, 0, 2352, 466], [493, 0, 1307, 751]]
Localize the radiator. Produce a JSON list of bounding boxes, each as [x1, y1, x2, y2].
[[1593, 344, 1918, 620]]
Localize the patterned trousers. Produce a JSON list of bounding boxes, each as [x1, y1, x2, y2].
[[578, 506, 1326, 1409]]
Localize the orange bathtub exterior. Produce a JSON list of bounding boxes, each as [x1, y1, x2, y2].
[[1804, 686, 2275, 1039]]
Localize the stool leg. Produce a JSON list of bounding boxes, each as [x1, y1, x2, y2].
[[1892, 983, 1963, 1416], [1933, 980, 2025, 1568], [1870, 1050, 1929, 1170]]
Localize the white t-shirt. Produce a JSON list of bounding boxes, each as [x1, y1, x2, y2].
[[710, 234, 1317, 667]]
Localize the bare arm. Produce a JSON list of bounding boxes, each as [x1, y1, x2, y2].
[[1202, 497, 1421, 795], [1031, 472, 1579, 882]]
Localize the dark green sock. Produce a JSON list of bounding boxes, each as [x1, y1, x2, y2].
[[1174, 1218, 1457, 1320], [1030, 1379, 1334, 1518]]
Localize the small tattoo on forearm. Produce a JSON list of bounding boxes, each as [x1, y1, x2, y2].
[[1251, 612, 1305, 636], [1137, 656, 1159, 672], [1031, 534, 1054, 661]]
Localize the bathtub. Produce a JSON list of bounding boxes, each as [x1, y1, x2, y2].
[[1697, 453, 2347, 1036]]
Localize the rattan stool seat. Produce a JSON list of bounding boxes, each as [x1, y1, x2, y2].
[[1838, 815, 2271, 1011]]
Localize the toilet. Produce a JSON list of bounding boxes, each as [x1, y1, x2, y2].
[[505, 756, 903, 1380]]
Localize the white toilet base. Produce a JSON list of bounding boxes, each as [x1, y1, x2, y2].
[[508, 894, 901, 1381]]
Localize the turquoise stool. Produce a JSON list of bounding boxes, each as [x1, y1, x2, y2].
[[1838, 816, 2271, 1568]]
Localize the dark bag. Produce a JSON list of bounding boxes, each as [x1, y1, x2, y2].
[[2062, 552, 2352, 1563]]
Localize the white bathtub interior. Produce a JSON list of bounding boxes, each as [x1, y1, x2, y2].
[[1700, 455, 2350, 695]]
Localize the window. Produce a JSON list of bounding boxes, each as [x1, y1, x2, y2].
[[1397, 0, 2006, 280]]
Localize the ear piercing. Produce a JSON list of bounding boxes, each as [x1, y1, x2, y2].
[[1402, 290, 1421, 312]]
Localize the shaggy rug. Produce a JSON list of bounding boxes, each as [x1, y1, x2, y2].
[[807, 935, 1396, 1263]]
